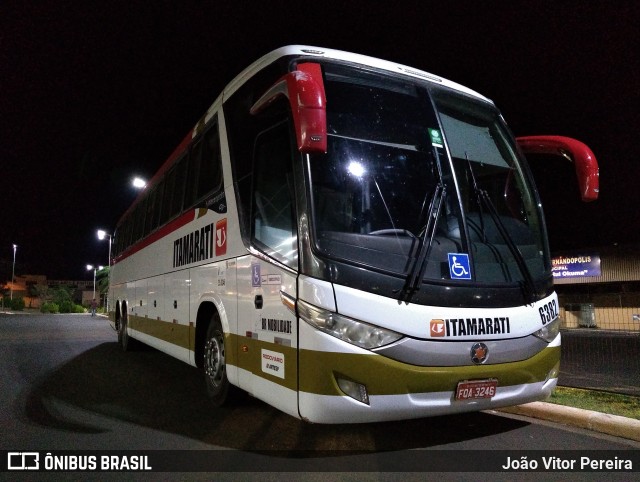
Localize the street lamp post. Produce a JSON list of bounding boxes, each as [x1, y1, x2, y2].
[[97, 230, 112, 313], [97, 230, 112, 266], [86, 264, 103, 300], [11, 244, 17, 301]]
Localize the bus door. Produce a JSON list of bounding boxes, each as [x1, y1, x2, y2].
[[235, 119, 299, 418]]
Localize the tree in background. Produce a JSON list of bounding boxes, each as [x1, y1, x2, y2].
[[1, 283, 24, 311], [41, 285, 85, 314], [52, 285, 76, 313], [26, 281, 40, 308], [32, 284, 49, 307]]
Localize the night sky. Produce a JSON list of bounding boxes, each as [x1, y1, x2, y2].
[[1, 1, 638, 281]]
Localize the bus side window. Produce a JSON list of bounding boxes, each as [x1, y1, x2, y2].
[[151, 180, 164, 231], [251, 121, 297, 267], [160, 167, 176, 226], [132, 198, 146, 243], [143, 186, 158, 237], [170, 155, 188, 219], [184, 140, 200, 209], [185, 121, 223, 210], [197, 125, 223, 201]]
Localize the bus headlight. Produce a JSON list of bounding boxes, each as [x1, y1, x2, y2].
[[298, 300, 402, 349], [533, 317, 560, 343]]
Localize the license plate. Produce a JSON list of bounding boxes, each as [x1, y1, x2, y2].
[[455, 379, 498, 400]]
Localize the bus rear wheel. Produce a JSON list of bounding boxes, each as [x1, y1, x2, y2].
[[204, 318, 230, 406], [118, 313, 137, 351]]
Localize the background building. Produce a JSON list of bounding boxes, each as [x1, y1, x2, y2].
[[2, 275, 95, 309], [553, 244, 640, 331]]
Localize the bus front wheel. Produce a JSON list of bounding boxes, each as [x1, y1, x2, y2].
[[204, 317, 230, 406]]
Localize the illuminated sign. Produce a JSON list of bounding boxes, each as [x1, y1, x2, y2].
[[552, 254, 601, 278]]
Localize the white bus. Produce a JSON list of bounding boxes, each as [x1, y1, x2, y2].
[[108, 46, 599, 423]]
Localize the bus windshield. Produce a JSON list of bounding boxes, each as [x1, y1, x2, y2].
[[309, 64, 549, 287]]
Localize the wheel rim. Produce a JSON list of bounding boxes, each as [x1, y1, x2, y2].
[[204, 330, 225, 388]]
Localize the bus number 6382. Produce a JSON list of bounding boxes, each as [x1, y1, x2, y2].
[[539, 300, 558, 325]]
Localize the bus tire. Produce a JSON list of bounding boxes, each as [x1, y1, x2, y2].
[[119, 312, 137, 352], [117, 312, 124, 346], [204, 316, 231, 406]]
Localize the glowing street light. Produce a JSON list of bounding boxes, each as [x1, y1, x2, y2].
[[132, 177, 147, 189], [97, 230, 112, 266], [97, 230, 112, 313], [86, 264, 103, 299], [10, 244, 17, 300]]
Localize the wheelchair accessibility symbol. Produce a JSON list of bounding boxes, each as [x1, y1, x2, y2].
[[448, 253, 471, 280]]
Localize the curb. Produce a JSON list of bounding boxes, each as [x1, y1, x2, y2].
[[498, 401, 640, 442]]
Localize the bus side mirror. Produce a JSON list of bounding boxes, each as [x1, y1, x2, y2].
[[516, 135, 599, 202], [250, 62, 327, 154]]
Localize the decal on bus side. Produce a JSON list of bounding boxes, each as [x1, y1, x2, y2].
[[215, 218, 227, 256], [261, 349, 285, 379], [261, 317, 292, 334], [250, 265, 282, 288], [173, 223, 215, 267], [172, 217, 227, 268]]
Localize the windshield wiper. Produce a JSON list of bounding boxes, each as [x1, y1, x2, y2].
[[466, 157, 537, 304], [397, 136, 447, 303], [398, 182, 446, 303]]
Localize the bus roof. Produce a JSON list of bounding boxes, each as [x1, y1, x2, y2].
[[118, 45, 492, 227], [223, 45, 492, 104]]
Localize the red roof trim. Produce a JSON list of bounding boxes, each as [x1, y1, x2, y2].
[[113, 209, 196, 265], [118, 129, 195, 225]]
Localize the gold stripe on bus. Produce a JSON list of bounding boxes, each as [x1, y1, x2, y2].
[[129, 316, 191, 349], [298, 345, 560, 396], [226, 333, 558, 397], [124, 321, 558, 398]]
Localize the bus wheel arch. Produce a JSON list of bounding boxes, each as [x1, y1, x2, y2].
[[118, 300, 137, 351], [197, 302, 237, 406], [194, 302, 217, 369], [115, 300, 122, 331]]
